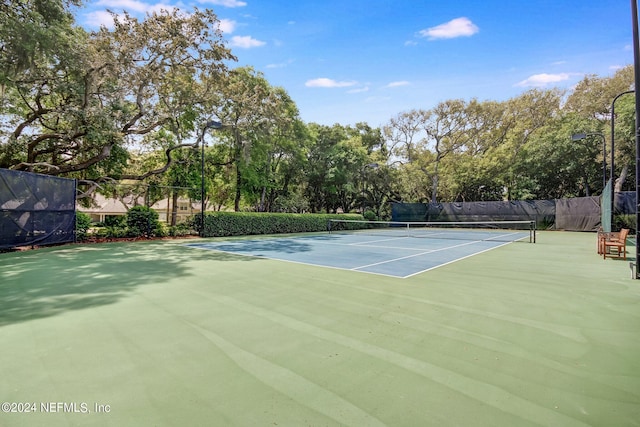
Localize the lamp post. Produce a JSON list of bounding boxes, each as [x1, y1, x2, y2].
[[571, 132, 607, 190], [200, 120, 223, 237]]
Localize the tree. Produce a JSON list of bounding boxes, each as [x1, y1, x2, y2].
[[612, 95, 637, 192], [1, 8, 235, 200], [564, 65, 634, 120], [515, 114, 603, 199], [420, 99, 472, 202], [0, 0, 82, 82], [214, 67, 304, 211], [489, 89, 565, 200]]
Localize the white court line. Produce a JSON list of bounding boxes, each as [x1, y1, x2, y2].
[[186, 236, 515, 279], [402, 241, 513, 278], [348, 236, 410, 246], [351, 240, 485, 271], [186, 244, 406, 279]]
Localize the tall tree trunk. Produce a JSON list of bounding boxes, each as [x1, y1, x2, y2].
[[615, 164, 628, 192], [431, 174, 439, 203]]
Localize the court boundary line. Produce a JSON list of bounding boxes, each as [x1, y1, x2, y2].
[[186, 237, 513, 279], [351, 240, 485, 271], [186, 244, 405, 279], [403, 241, 514, 278]]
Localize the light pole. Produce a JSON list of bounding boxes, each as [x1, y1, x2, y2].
[[200, 120, 223, 237], [571, 132, 607, 190]]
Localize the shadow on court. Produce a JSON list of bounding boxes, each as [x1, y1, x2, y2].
[[190, 238, 313, 254], [0, 241, 257, 326]]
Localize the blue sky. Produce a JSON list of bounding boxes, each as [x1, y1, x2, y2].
[[76, 0, 634, 127]]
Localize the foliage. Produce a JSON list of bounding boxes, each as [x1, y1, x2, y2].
[[0, 0, 82, 82], [1, 1, 636, 213], [168, 223, 194, 237], [104, 216, 126, 227], [75, 211, 92, 241], [105, 226, 128, 239], [614, 214, 636, 234], [126, 206, 162, 237], [1, 7, 235, 199], [193, 212, 364, 237], [363, 210, 378, 221]]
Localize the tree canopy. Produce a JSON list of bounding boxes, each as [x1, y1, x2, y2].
[[0, 2, 636, 217]]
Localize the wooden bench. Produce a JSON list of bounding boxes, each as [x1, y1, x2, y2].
[[597, 228, 620, 254], [602, 228, 629, 259]]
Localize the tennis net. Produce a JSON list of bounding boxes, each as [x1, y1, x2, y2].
[[328, 219, 536, 243]]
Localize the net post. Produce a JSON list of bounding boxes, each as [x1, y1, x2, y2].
[[531, 220, 536, 243]]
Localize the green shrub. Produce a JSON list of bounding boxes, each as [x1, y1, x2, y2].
[[168, 223, 193, 237], [363, 209, 378, 221], [93, 227, 108, 238], [126, 206, 161, 237], [104, 215, 126, 227], [75, 212, 92, 241], [155, 223, 168, 238], [614, 214, 637, 234], [192, 212, 365, 238], [105, 226, 128, 238]]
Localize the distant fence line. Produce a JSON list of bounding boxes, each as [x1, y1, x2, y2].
[[392, 193, 637, 232], [2, 168, 637, 251]]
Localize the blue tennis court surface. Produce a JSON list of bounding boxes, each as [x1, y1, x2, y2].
[[186, 231, 528, 278]]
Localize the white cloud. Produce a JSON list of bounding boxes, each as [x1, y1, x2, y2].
[[305, 78, 358, 88], [146, 3, 179, 14], [515, 73, 572, 87], [89, 0, 178, 15], [218, 19, 236, 34], [386, 81, 410, 88], [419, 17, 479, 40], [88, 0, 178, 27], [84, 10, 118, 28], [229, 35, 266, 48], [95, 0, 149, 13], [201, 0, 247, 7]]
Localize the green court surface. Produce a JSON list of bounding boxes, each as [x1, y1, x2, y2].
[[1, 231, 639, 426]]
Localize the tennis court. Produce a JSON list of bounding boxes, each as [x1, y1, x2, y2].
[[1, 231, 639, 426], [186, 225, 532, 278]]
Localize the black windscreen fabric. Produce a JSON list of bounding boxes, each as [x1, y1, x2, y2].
[[554, 197, 601, 231], [391, 197, 608, 231], [0, 169, 76, 249], [393, 200, 555, 225], [615, 191, 635, 214], [427, 200, 555, 224]]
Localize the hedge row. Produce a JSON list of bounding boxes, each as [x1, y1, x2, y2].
[[194, 212, 365, 237]]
